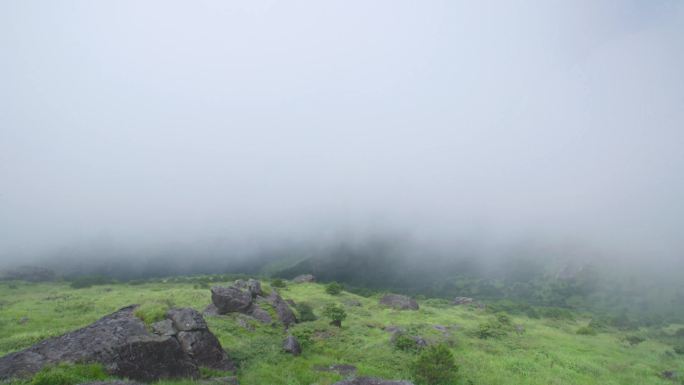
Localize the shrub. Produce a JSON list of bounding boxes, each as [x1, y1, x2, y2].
[[393, 333, 420, 353], [623, 335, 645, 346], [322, 303, 347, 327], [271, 278, 286, 288], [675, 328, 684, 338], [538, 307, 574, 320], [411, 344, 458, 385], [477, 321, 507, 339], [295, 302, 317, 322], [30, 363, 107, 385], [674, 344, 684, 355], [325, 282, 344, 295], [496, 313, 511, 326], [576, 326, 597, 336]]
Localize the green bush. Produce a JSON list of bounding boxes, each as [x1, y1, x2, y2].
[[30, 363, 107, 385], [411, 344, 458, 385], [623, 335, 645, 346], [576, 326, 597, 335], [477, 321, 506, 339], [322, 303, 347, 327], [496, 313, 511, 326], [271, 278, 287, 288], [674, 327, 684, 338], [538, 307, 574, 320], [325, 282, 344, 295], [393, 333, 420, 353], [295, 302, 317, 322], [674, 344, 684, 355]]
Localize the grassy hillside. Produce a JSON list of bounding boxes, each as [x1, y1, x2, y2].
[[1, 277, 683, 385]]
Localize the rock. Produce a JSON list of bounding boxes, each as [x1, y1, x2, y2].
[[0, 305, 233, 382], [661, 370, 678, 380], [266, 291, 297, 327], [151, 319, 177, 336], [282, 335, 301, 356], [379, 294, 418, 310], [203, 304, 220, 316], [177, 330, 234, 371], [18, 317, 29, 325], [233, 279, 262, 298], [314, 364, 357, 376], [110, 335, 198, 382], [247, 304, 273, 324], [332, 377, 414, 385], [167, 308, 207, 331], [211, 286, 254, 314], [292, 274, 315, 283], [452, 297, 474, 305]]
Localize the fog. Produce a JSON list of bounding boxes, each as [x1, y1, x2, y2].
[[1, 1, 683, 272]]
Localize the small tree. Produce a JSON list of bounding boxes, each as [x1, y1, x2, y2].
[[271, 278, 286, 288], [322, 303, 347, 327], [325, 282, 344, 295], [411, 344, 458, 385], [296, 302, 317, 322]]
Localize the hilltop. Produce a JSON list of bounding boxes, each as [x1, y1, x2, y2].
[[0, 276, 683, 385]]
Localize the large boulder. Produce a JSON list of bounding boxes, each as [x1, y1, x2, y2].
[[110, 335, 198, 381], [379, 294, 419, 310], [0, 305, 233, 382], [332, 378, 414, 385], [211, 286, 254, 313], [233, 279, 262, 298], [292, 274, 315, 283], [266, 291, 297, 327]]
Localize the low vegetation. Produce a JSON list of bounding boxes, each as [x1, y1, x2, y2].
[[1, 277, 683, 385]]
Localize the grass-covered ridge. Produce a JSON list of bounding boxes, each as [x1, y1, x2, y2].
[[1, 277, 683, 385]]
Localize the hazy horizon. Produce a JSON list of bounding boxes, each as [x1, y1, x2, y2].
[[2, 1, 683, 269]]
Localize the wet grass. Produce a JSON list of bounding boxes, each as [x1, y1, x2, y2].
[[1, 279, 683, 385]]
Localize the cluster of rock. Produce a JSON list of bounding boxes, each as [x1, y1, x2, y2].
[[379, 294, 419, 310], [206, 279, 297, 327], [0, 306, 232, 382]]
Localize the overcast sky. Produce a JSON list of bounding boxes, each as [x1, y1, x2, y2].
[[1, 1, 683, 265]]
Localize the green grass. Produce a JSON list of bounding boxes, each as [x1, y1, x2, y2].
[[1, 279, 683, 385]]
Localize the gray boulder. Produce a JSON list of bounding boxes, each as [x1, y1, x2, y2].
[[293, 274, 315, 283], [282, 335, 301, 356], [266, 291, 297, 327], [211, 286, 254, 313], [177, 330, 233, 371], [110, 335, 198, 382], [379, 294, 419, 310], [247, 303, 273, 324], [233, 279, 262, 298], [0, 305, 233, 382], [332, 378, 414, 385], [167, 308, 207, 331], [151, 319, 177, 336]]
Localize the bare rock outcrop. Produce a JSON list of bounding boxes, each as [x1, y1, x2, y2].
[[0, 306, 233, 382]]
